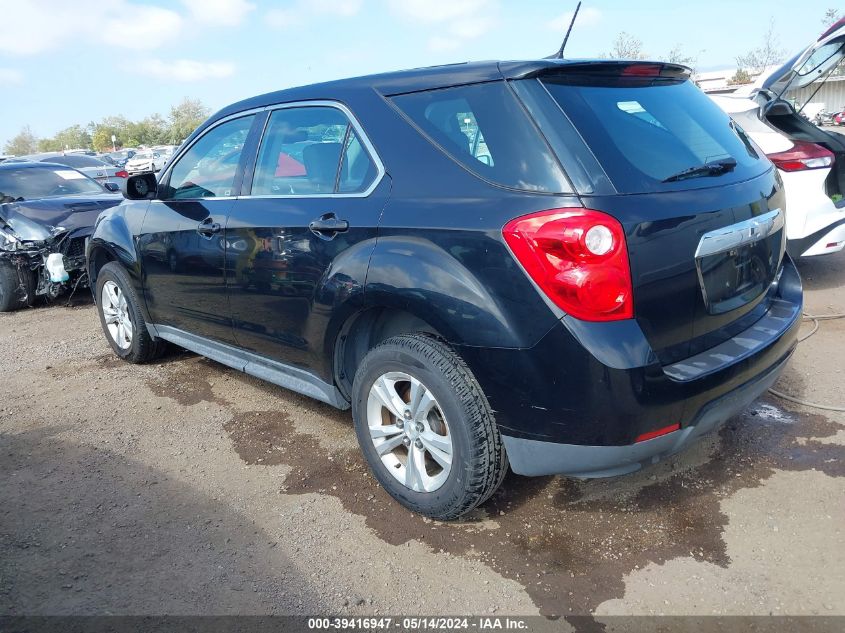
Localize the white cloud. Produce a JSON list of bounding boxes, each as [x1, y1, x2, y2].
[[132, 59, 236, 82], [0, 68, 23, 84], [386, 0, 498, 52], [103, 6, 184, 50], [266, 0, 363, 29], [549, 7, 602, 31], [0, 0, 183, 55], [266, 8, 304, 28], [386, 0, 489, 24], [182, 0, 256, 26], [308, 0, 364, 17]]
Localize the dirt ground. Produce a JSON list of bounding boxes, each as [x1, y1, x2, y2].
[[1, 252, 843, 623]]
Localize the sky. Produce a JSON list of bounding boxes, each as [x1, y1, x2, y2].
[[0, 0, 838, 148]]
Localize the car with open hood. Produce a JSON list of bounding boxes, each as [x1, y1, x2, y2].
[[712, 18, 845, 257], [0, 161, 122, 311]]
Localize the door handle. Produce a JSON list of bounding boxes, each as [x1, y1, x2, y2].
[[197, 217, 222, 237], [309, 213, 349, 239]]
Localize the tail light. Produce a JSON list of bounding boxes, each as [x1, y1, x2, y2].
[[115, 170, 129, 178], [502, 208, 633, 321], [767, 141, 833, 172]]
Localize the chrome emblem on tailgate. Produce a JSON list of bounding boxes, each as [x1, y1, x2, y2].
[[695, 209, 784, 259]]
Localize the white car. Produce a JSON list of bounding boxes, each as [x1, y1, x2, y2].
[[125, 150, 163, 174], [711, 18, 845, 257]]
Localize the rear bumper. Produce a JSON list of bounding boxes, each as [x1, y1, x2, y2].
[[502, 351, 788, 477], [789, 217, 845, 257], [457, 256, 803, 477]]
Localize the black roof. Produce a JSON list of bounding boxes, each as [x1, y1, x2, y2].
[[0, 160, 66, 171], [212, 58, 687, 119], [190, 58, 689, 150]]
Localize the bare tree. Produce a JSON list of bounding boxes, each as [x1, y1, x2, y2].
[[823, 8, 841, 27], [735, 18, 787, 76], [664, 44, 695, 66], [606, 32, 647, 60]]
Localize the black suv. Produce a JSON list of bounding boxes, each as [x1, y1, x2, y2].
[[88, 60, 802, 519]]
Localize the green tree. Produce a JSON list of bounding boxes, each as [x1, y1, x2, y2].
[[3, 125, 39, 155], [38, 124, 91, 152], [168, 97, 210, 143], [728, 69, 753, 85]]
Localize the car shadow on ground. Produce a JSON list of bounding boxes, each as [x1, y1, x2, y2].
[[794, 249, 845, 293], [0, 425, 326, 615]]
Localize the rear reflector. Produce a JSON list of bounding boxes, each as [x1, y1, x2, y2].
[[767, 141, 834, 172], [635, 423, 681, 443]]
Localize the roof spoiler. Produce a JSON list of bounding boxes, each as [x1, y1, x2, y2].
[[499, 60, 692, 81]]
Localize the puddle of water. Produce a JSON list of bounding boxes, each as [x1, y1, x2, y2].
[[155, 357, 844, 617], [751, 402, 794, 424]]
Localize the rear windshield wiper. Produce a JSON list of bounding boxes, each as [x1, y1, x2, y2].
[[662, 158, 737, 183]]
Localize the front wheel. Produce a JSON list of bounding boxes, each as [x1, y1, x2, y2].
[[96, 262, 166, 363], [351, 334, 507, 520], [0, 260, 35, 312]]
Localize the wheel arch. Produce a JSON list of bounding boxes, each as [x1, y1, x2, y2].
[[332, 306, 447, 400]]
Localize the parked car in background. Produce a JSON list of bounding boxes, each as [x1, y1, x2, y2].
[[0, 162, 122, 311], [8, 153, 128, 189], [712, 18, 845, 257], [107, 149, 136, 168], [125, 150, 163, 174], [834, 111, 845, 126], [90, 58, 801, 519]]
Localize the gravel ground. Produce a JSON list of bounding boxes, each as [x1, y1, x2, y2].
[[1, 252, 843, 622]]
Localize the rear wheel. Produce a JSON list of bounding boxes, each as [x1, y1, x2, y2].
[[0, 260, 35, 312], [96, 262, 166, 363], [351, 334, 506, 520]]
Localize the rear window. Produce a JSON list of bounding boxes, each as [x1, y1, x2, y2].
[[45, 155, 107, 168], [540, 77, 768, 193], [390, 82, 571, 193], [0, 166, 102, 200]]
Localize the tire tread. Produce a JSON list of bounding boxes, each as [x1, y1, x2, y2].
[[355, 333, 506, 520]]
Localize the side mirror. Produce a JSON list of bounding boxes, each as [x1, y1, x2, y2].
[[103, 181, 121, 193], [124, 173, 158, 200]]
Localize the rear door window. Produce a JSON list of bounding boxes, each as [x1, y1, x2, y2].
[[390, 82, 571, 193], [250, 106, 378, 196], [540, 77, 769, 193]]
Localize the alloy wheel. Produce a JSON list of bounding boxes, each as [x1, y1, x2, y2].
[[101, 280, 133, 350], [366, 372, 453, 493]]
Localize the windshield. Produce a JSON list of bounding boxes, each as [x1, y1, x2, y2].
[[0, 166, 104, 200], [539, 77, 768, 193], [132, 152, 154, 160]]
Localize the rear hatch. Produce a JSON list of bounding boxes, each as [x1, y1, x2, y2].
[[509, 62, 785, 365], [759, 18, 845, 100]]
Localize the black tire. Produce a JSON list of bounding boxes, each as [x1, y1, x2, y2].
[[96, 262, 166, 363], [351, 334, 507, 520], [0, 260, 35, 312]]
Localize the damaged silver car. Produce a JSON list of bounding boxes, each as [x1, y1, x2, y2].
[[0, 162, 123, 311]]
